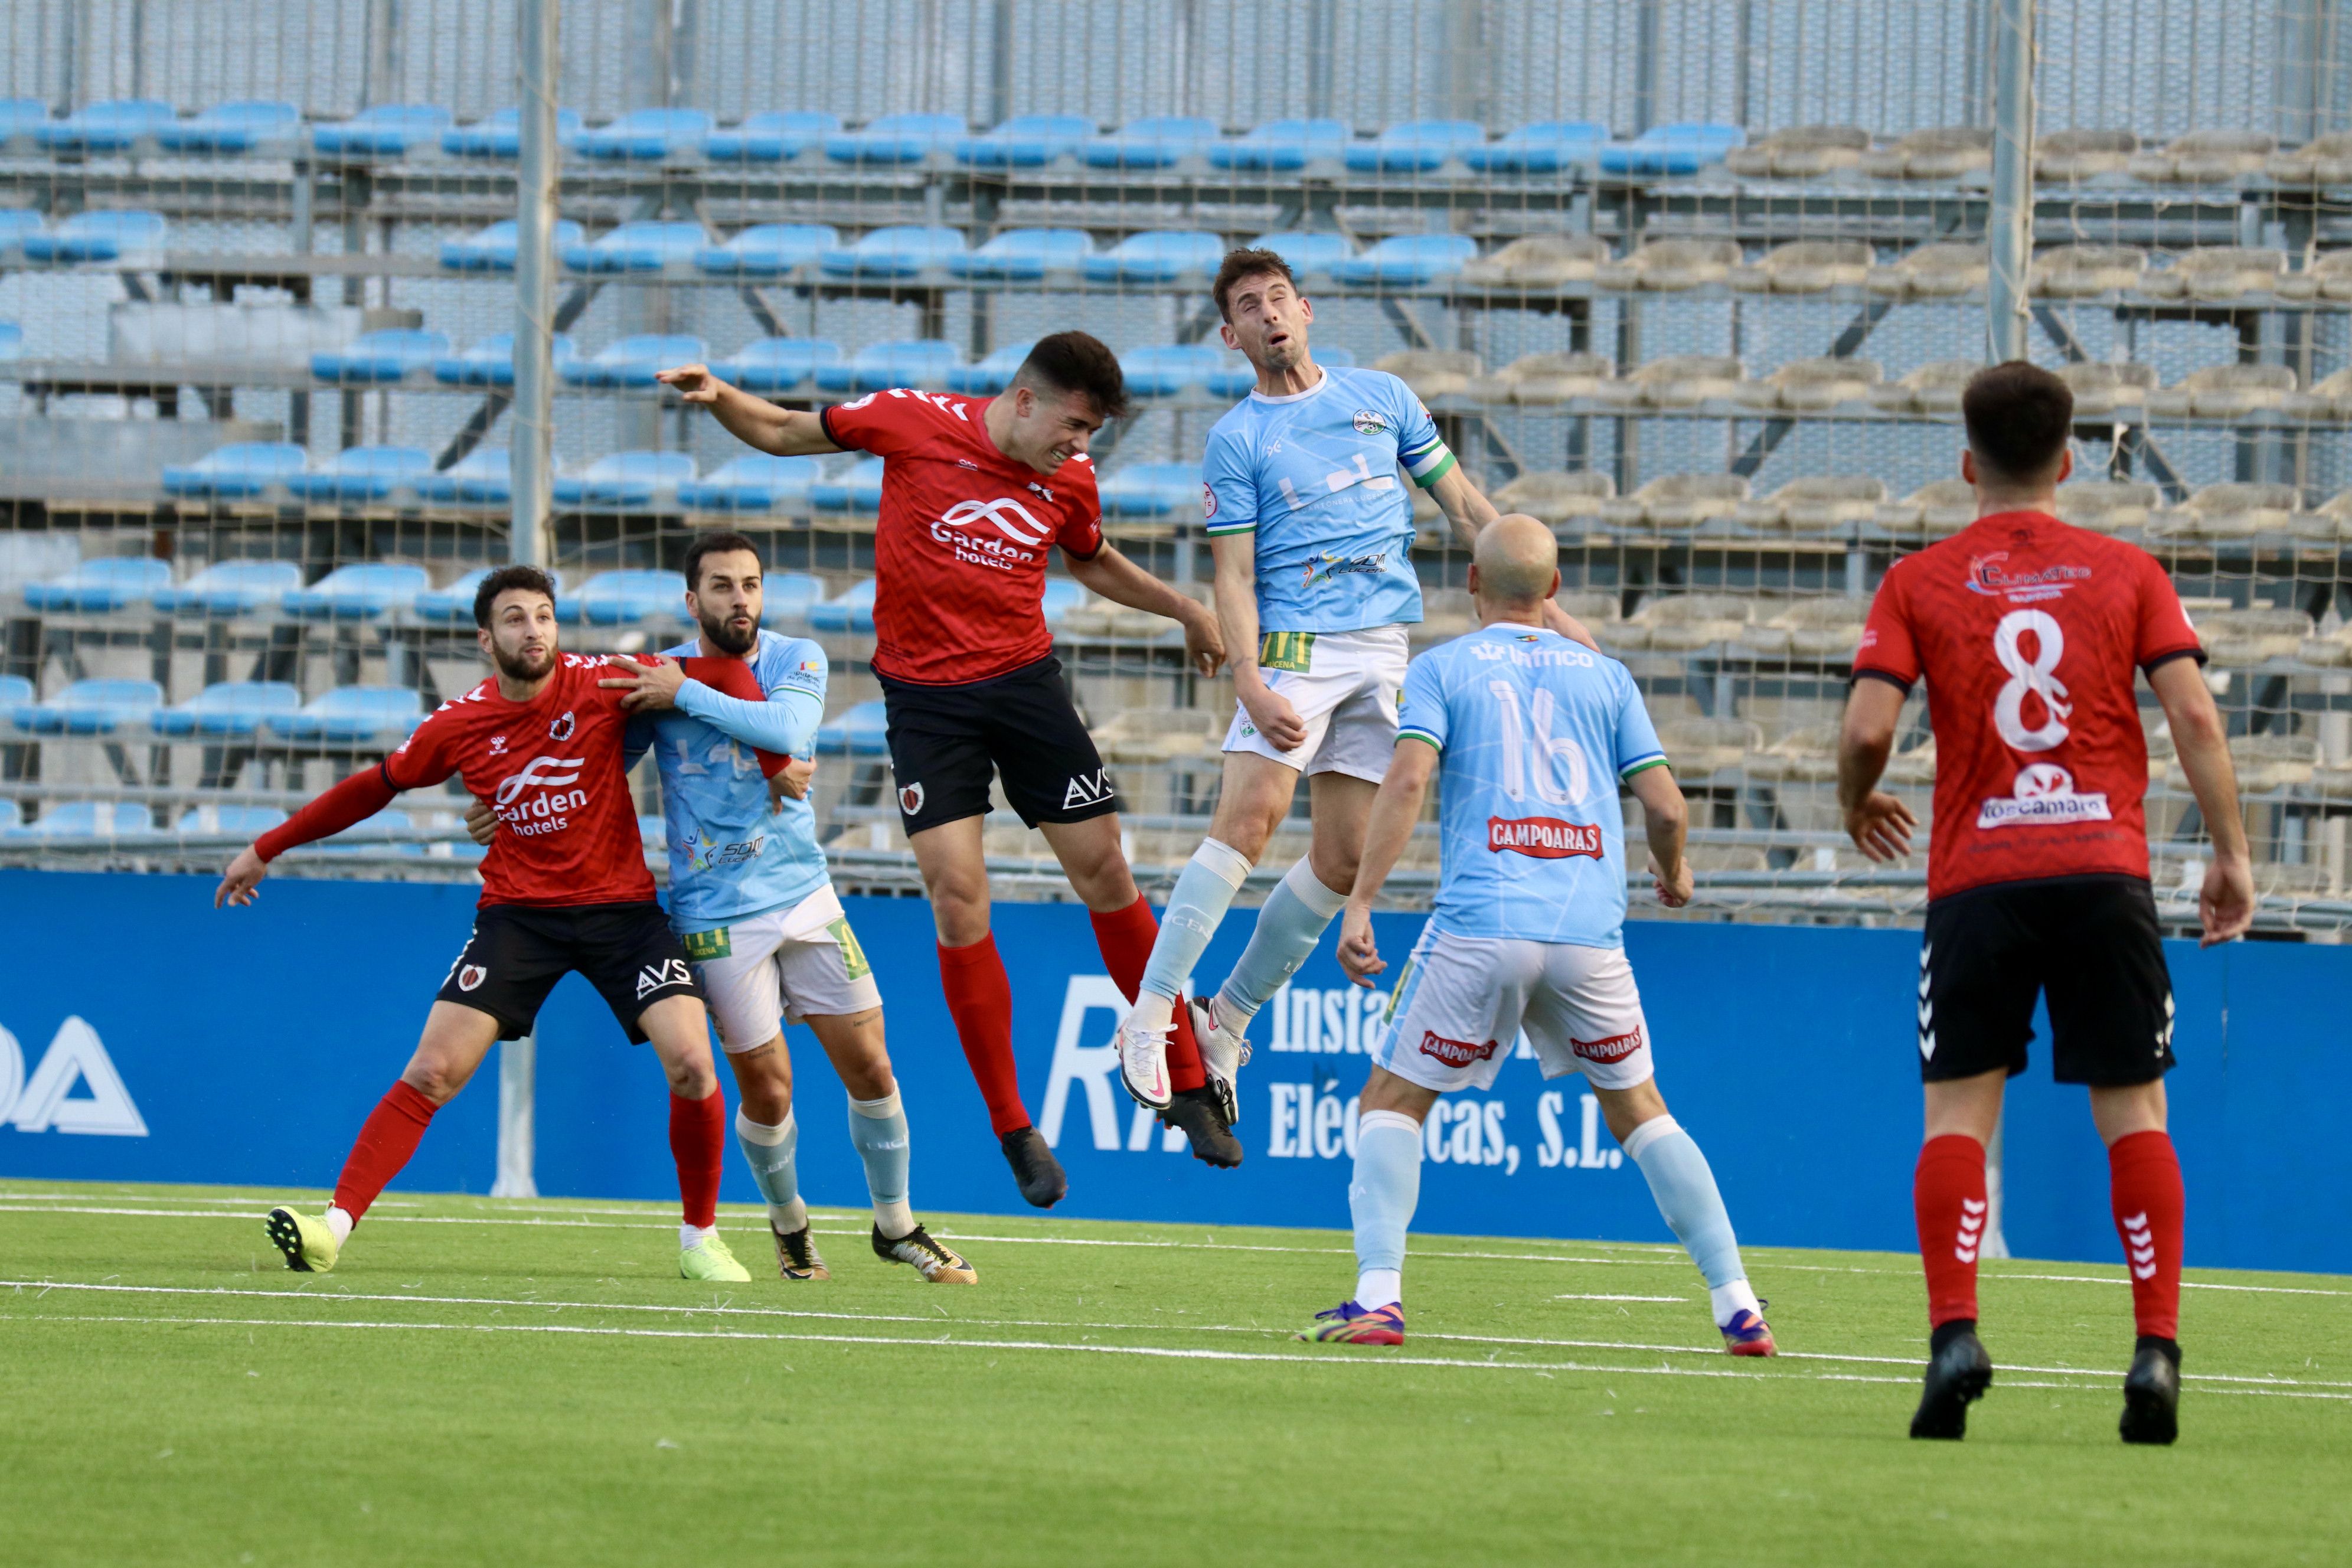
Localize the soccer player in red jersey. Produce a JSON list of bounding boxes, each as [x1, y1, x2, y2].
[[215, 566, 789, 1282], [1838, 362, 2255, 1445], [656, 334, 1235, 1201]]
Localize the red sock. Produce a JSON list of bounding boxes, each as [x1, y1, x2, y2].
[[669, 1089, 726, 1229], [331, 1080, 439, 1223], [1090, 896, 1206, 1092], [937, 936, 1031, 1135], [1915, 1133, 1988, 1328], [2108, 1129, 2185, 1340]]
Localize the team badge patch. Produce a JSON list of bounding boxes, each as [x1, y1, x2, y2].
[[1202, 483, 1218, 520], [1352, 408, 1390, 435], [548, 710, 576, 742], [682, 927, 731, 962], [457, 965, 487, 992], [899, 782, 925, 816]]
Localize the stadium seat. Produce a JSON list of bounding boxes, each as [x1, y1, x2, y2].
[[701, 110, 841, 162], [285, 446, 432, 504], [945, 339, 1039, 394], [2052, 361, 2157, 418], [22, 210, 168, 264], [2144, 247, 2287, 301], [1119, 343, 1253, 398], [1596, 237, 1745, 291], [151, 680, 302, 737], [949, 228, 1095, 279], [572, 107, 713, 161], [2268, 130, 2352, 186], [692, 223, 839, 276], [0, 676, 29, 730], [1462, 120, 1609, 172], [1732, 240, 1874, 293], [441, 106, 583, 157], [1599, 122, 1745, 175], [1100, 463, 1202, 517], [1344, 119, 1487, 172], [552, 452, 696, 509], [2147, 364, 2297, 419], [1081, 116, 1219, 169], [1753, 358, 1883, 411], [559, 569, 685, 626], [805, 577, 878, 631], [2053, 481, 2160, 533], [1742, 475, 1887, 532], [0, 320, 21, 358], [310, 329, 449, 384], [1210, 118, 1350, 169], [955, 113, 1096, 167], [311, 103, 453, 156], [714, 337, 845, 392], [821, 112, 966, 165], [22, 557, 171, 612], [678, 455, 820, 512], [813, 698, 888, 754], [808, 460, 887, 514], [313, 809, 414, 853], [162, 441, 309, 499], [561, 221, 707, 274], [1494, 469, 1615, 527], [812, 339, 960, 393], [34, 97, 172, 152], [2031, 128, 2136, 181], [410, 565, 564, 621], [758, 573, 825, 623], [156, 100, 301, 153], [433, 332, 579, 387], [1325, 234, 1478, 286], [1864, 126, 1994, 179], [1607, 473, 1751, 531], [6, 801, 153, 838], [1247, 230, 1356, 281], [280, 563, 430, 619], [149, 560, 303, 616], [1080, 230, 1224, 283], [265, 686, 425, 744], [413, 449, 515, 509], [2129, 129, 2275, 184], [1723, 125, 1871, 178], [176, 804, 290, 835], [440, 218, 586, 272], [1614, 354, 1749, 407], [2030, 244, 2147, 296], [1457, 233, 1609, 288], [0, 99, 45, 143], [14, 678, 164, 734], [0, 209, 41, 259], [2275, 250, 2352, 302], [1864, 242, 1988, 299], [562, 334, 707, 388], [1039, 578, 1087, 624], [1374, 349, 1481, 399], [817, 226, 968, 278], [1466, 351, 1615, 404]]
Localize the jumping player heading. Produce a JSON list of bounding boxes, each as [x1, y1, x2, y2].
[[656, 333, 1237, 1198], [1838, 361, 2254, 1445]]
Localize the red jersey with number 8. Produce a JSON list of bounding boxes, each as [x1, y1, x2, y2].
[[1853, 509, 2205, 900]]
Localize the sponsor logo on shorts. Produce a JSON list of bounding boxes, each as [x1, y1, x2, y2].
[[899, 782, 925, 816], [1063, 770, 1114, 809], [1487, 816, 1603, 859], [827, 917, 872, 981], [1975, 762, 2112, 829], [548, 710, 576, 742], [1417, 1030, 1501, 1069], [636, 959, 693, 999], [457, 964, 487, 992], [682, 927, 731, 962], [1352, 408, 1391, 435], [1570, 1025, 1644, 1065]]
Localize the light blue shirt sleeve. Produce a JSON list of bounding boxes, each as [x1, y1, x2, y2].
[[1201, 422, 1259, 537], [1613, 664, 1667, 777], [673, 680, 819, 756], [1397, 651, 1449, 751], [1389, 378, 1453, 488]]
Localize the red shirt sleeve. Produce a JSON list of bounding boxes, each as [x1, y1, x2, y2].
[[818, 389, 921, 456], [1054, 457, 1105, 561], [1853, 559, 1921, 690], [253, 765, 400, 861], [2133, 548, 2206, 669], [680, 656, 790, 777], [380, 698, 460, 790]]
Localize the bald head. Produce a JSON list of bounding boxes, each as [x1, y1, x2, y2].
[[1469, 514, 1560, 619]]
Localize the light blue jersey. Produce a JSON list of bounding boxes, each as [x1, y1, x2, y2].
[[649, 631, 830, 934], [1201, 364, 1452, 635], [1397, 622, 1668, 948]]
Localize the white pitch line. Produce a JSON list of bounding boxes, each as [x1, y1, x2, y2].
[[1554, 1293, 1688, 1303]]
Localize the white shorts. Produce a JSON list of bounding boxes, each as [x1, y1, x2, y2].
[[1223, 624, 1411, 781], [683, 885, 881, 1052], [1371, 929, 1655, 1094]]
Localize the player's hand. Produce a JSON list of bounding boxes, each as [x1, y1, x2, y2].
[[1181, 605, 1227, 678], [771, 754, 815, 804], [215, 845, 267, 909], [1337, 905, 1384, 986], [1238, 680, 1308, 752], [654, 362, 731, 404], [2199, 849, 2256, 947], [1844, 790, 1917, 861], [463, 796, 498, 846], [598, 655, 687, 711], [1651, 854, 1694, 908]]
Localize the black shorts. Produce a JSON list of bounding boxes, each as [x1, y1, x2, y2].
[[436, 901, 701, 1044], [1918, 874, 2175, 1087], [879, 655, 1119, 832]]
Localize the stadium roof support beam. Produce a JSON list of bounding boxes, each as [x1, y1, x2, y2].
[[509, 0, 562, 571], [1985, 0, 2036, 365]]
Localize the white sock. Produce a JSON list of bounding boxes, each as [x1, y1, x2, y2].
[[1356, 1268, 1403, 1311], [1138, 837, 1255, 1009], [680, 1223, 717, 1249], [325, 1205, 354, 1245], [1709, 1279, 1761, 1327]]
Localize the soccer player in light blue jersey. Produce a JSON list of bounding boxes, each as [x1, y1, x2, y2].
[[1114, 245, 1601, 1129], [1304, 517, 1772, 1354]]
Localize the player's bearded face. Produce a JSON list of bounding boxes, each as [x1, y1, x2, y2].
[[690, 553, 763, 656], [484, 594, 558, 680]]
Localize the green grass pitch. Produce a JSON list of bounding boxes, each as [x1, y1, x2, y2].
[[2, 1179, 2344, 1567]]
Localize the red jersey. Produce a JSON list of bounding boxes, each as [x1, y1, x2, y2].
[[820, 388, 1103, 684], [1853, 510, 2204, 900]]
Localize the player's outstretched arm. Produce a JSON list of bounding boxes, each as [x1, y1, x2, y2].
[[1063, 545, 1226, 677], [2150, 658, 2256, 946], [214, 764, 403, 907], [1211, 531, 1305, 750], [1628, 765, 1694, 908], [1338, 737, 1438, 986], [655, 363, 842, 458], [1837, 676, 1918, 861], [1427, 470, 1600, 652]]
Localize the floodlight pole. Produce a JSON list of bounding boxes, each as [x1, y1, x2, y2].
[[1985, 0, 2036, 365]]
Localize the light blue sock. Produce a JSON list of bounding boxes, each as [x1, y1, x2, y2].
[[1215, 855, 1349, 1024], [736, 1109, 805, 1233], [1624, 1115, 1749, 1299], [847, 1090, 914, 1240], [1139, 838, 1253, 1004], [1349, 1110, 1423, 1308]]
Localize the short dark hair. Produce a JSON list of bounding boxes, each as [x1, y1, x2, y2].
[[1962, 361, 2075, 485], [473, 563, 557, 628], [684, 530, 762, 591], [1012, 331, 1130, 422], [1213, 247, 1298, 322]]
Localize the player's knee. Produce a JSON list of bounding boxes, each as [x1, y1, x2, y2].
[[666, 1055, 719, 1098], [926, 881, 992, 945], [400, 1059, 470, 1104]]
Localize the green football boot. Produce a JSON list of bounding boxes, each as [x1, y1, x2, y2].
[[680, 1231, 752, 1283], [264, 1206, 339, 1274]]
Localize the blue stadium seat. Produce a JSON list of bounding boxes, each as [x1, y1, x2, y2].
[[0, 799, 17, 831], [946, 340, 1038, 394], [808, 462, 887, 515], [433, 332, 579, 387], [692, 223, 838, 277], [759, 572, 825, 624], [812, 339, 961, 393], [265, 686, 425, 744], [1081, 230, 1225, 283], [15, 678, 164, 734], [950, 228, 1095, 280], [176, 803, 290, 836], [0, 674, 30, 716], [804, 577, 877, 631], [1345, 119, 1488, 172], [0, 321, 18, 360], [1081, 116, 1219, 169], [563, 334, 707, 389], [559, 569, 685, 626], [1600, 122, 1745, 175], [156, 100, 300, 153], [411, 565, 562, 620], [1041, 578, 1087, 623], [311, 103, 453, 156], [702, 110, 841, 162], [285, 447, 433, 504], [35, 97, 172, 152], [822, 112, 965, 165], [1119, 344, 1253, 399], [440, 106, 583, 158], [677, 455, 820, 512], [1211, 118, 1350, 170], [553, 452, 696, 509], [561, 221, 707, 274], [954, 113, 1096, 167], [714, 337, 844, 393], [280, 563, 430, 620], [818, 226, 968, 279], [0, 99, 45, 143], [6, 801, 154, 838], [1464, 120, 1610, 172], [22, 210, 167, 264], [1100, 462, 1204, 517], [313, 809, 413, 853], [151, 681, 302, 737], [1247, 230, 1357, 282], [310, 329, 449, 384], [22, 557, 171, 613], [1326, 234, 1479, 286], [440, 218, 586, 272], [0, 210, 41, 259], [573, 107, 713, 161], [149, 560, 303, 616], [413, 449, 515, 509], [813, 698, 888, 754], [162, 441, 308, 499]]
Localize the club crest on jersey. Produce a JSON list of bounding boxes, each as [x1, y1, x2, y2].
[[1202, 483, 1218, 520], [548, 709, 576, 741], [1417, 1030, 1499, 1069], [899, 782, 925, 816], [1487, 816, 1602, 859], [457, 964, 487, 992], [1027, 481, 1056, 502], [1352, 409, 1391, 435]]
